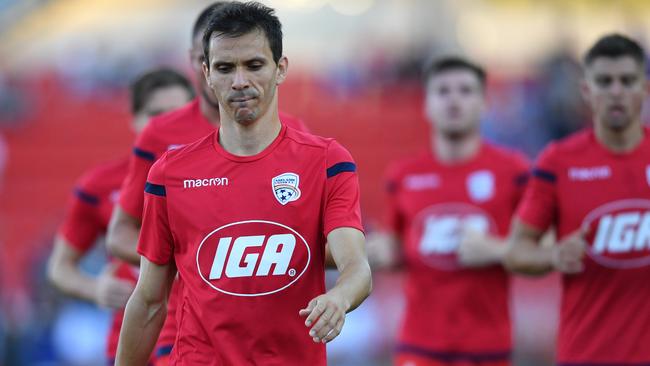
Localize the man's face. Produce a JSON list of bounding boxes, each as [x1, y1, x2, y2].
[[582, 56, 647, 131], [203, 29, 287, 124], [132, 85, 193, 133], [190, 33, 220, 108], [425, 69, 485, 135]]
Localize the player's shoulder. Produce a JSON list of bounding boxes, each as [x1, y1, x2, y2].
[[284, 126, 330, 148], [539, 128, 594, 161], [284, 127, 340, 154], [156, 131, 216, 168], [76, 156, 129, 195], [284, 127, 357, 167]]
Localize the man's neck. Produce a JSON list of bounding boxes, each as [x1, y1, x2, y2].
[[432, 129, 482, 164], [199, 96, 221, 127], [219, 105, 282, 157], [594, 120, 644, 153]]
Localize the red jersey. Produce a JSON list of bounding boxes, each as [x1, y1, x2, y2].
[[137, 125, 362, 366], [119, 99, 308, 220], [385, 142, 528, 363], [517, 127, 650, 364], [60, 158, 128, 252], [118, 98, 309, 353], [57, 157, 138, 360]]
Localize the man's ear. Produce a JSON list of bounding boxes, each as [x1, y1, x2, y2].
[[276, 56, 289, 85], [202, 61, 211, 87]]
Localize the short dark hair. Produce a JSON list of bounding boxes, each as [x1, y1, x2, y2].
[[192, 2, 228, 42], [130, 69, 195, 114], [584, 34, 646, 66], [423, 56, 487, 88], [202, 1, 283, 65]]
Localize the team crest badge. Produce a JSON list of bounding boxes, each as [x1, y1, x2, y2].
[[467, 170, 494, 202], [272, 173, 301, 205]]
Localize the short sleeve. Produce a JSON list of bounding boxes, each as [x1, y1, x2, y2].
[[516, 144, 559, 231], [383, 164, 404, 235], [323, 140, 363, 236], [118, 124, 161, 220], [58, 186, 104, 253], [137, 155, 174, 265]]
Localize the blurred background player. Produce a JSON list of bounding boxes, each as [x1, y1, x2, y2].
[[116, 2, 371, 365], [505, 34, 650, 365], [367, 57, 529, 366], [46, 68, 194, 365], [105, 2, 308, 364]]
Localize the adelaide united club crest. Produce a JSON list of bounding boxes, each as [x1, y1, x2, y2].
[[272, 172, 301, 205]]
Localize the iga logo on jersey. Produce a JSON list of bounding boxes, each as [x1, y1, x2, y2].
[[583, 199, 650, 269], [272, 172, 301, 205], [467, 170, 494, 202], [413, 203, 497, 270], [196, 220, 310, 296]]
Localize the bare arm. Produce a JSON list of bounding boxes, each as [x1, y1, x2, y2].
[[503, 219, 554, 275], [504, 219, 586, 276], [116, 257, 176, 366], [299, 227, 372, 343], [47, 236, 97, 302], [47, 235, 134, 308], [457, 229, 508, 268], [365, 231, 401, 269], [107, 206, 142, 265], [324, 243, 336, 269]]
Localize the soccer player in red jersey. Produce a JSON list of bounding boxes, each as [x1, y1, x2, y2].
[[115, 2, 372, 365], [105, 3, 309, 365], [367, 57, 529, 366], [505, 34, 650, 364], [46, 68, 194, 365]]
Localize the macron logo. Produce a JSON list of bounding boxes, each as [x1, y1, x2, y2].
[[183, 177, 229, 189], [569, 166, 611, 181]]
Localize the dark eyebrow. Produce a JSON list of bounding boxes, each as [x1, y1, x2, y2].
[[212, 60, 235, 68], [245, 57, 267, 64]]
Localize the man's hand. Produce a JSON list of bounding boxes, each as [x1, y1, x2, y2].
[[551, 227, 588, 274], [457, 228, 506, 268], [95, 263, 135, 309], [299, 227, 371, 344], [299, 291, 349, 344]]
